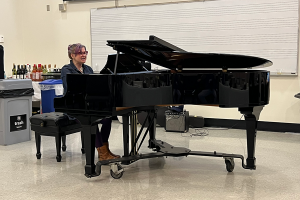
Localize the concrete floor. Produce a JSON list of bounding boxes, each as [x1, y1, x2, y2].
[[0, 120, 300, 200]]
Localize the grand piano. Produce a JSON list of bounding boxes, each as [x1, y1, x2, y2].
[[54, 35, 271, 179]]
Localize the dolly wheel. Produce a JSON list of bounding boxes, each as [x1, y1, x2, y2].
[[110, 163, 124, 179], [225, 158, 235, 172]]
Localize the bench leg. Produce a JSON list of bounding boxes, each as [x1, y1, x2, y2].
[[35, 132, 41, 159], [62, 136, 66, 151], [81, 131, 85, 154], [55, 136, 62, 162]]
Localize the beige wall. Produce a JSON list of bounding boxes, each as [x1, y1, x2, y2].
[[0, 0, 24, 71], [1, 0, 300, 124]]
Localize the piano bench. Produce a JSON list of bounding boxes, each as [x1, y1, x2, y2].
[[30, 112, 83, 162]]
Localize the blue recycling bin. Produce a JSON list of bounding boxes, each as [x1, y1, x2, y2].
[[39, 79, 63, 113]]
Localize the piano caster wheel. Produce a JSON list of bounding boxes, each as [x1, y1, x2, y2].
[[56, 155, 62, 162], [62, 145, 66, 152], [110, 163, 124, 179], [225, 157, 235, 172], [36, 153, 41, 159]]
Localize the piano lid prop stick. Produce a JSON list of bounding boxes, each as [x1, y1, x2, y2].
[[107, 68, 114, 74], [114, 51, 119, 75]]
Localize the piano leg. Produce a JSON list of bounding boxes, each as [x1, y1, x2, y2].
[[239, 107, 263, 169], [82, 125, 97, 177], [130, 111, 138, 155], [147, 109, 156, 148], [122, 115, 130, 164], [80, 132, 85, 154]]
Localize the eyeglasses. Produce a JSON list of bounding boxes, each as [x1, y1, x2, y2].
[[77, 51, 88, 56]]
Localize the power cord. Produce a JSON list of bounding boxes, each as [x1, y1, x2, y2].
[[179, 115, 247, 159], [190, 128, 209, 136], [181, 114, 245, 138], [229, 114, 244, 129], [181, 127, 209, 137]]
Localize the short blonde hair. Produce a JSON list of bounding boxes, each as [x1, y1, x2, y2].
[[68, 43, 86, 59]]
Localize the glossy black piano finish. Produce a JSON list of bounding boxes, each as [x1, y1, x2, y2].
[[55, 69, 269, 111], [119, 69, 270, 108], [107, 35, 272, 70], [54, 35, 272, 178]]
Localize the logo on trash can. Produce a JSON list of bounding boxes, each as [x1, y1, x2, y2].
[[15, 116, 24, 126], [10, 114, 27, 132]]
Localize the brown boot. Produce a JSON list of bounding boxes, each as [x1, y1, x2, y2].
[[97, 146, 116, 161], [103, 142, 121, 158]]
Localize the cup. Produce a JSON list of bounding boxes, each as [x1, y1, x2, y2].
[[276, 69, 282, 75]]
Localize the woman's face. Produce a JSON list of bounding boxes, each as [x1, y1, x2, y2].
[[72, 47, 88, 64]]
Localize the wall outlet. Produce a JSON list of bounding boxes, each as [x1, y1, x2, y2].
[[0, 35, 4, 43], [59, 4, 66, 12]]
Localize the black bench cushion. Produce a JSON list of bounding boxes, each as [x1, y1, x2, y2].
[[30, 112, 79, 127], [30, 112, 82, 134]]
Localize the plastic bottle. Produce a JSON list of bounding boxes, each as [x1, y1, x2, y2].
[[41, 65, 47, 80], [44, 65, 48, 73], [41, 65, 44, 80], [48, 64, 51, 73], [31, 64, 37, 81], [26, 64, 30, 79], [37, 64, 43, 81], [35, 64, 40, 81]]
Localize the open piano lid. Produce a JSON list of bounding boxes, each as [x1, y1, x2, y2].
[[100, 54, 151, 74], [107, 35, 272, 70]]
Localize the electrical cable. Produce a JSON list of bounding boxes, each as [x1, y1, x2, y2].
[[180, 114, 247, 158], [181, 127, 209, 137], [181, 114, 245, 138]]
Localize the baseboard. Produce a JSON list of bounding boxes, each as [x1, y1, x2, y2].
[[204, 118, 300, 133]]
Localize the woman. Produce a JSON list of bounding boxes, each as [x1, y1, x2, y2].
[[61, 43, 120, 161]]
